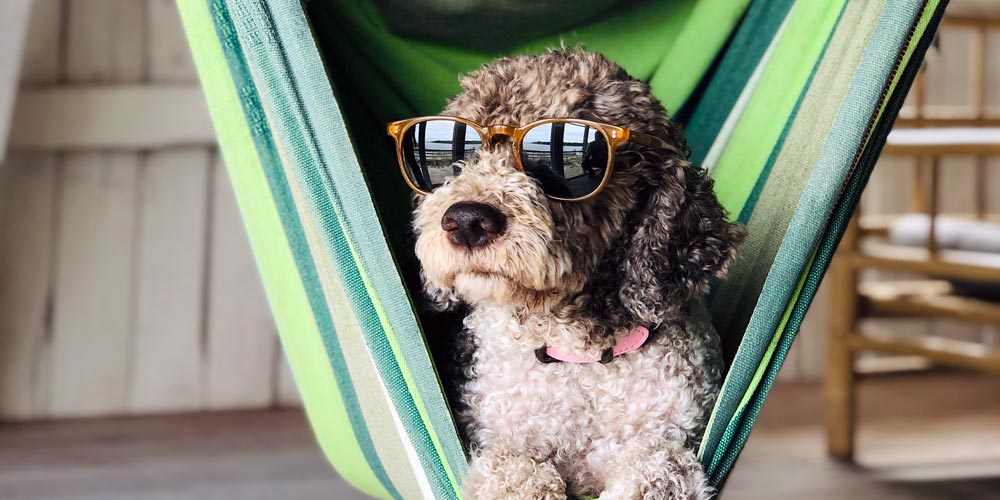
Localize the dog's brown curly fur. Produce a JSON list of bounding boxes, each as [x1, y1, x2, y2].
[[411, 48, 744, 499]]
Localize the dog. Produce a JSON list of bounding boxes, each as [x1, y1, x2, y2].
[[404, 49, 744, 500]]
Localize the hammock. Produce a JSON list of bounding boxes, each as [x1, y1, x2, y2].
[[177, 1, 945, 498]]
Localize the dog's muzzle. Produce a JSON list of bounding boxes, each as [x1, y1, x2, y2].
[[441, 201, 506, 249]]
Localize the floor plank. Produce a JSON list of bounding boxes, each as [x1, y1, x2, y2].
[[0, 410, 359, 500], [724, 372, 1000, 500], [0, 373, 997, 499]]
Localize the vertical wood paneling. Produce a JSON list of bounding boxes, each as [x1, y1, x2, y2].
[[47, 0, 150, 416], [19, 0, 63, 85], [986, 157, 1000, 214], [2, 0, 291, 417], [863, 155, 919, 216], [929, 156, 984, 343], [0, 0, 33, 160], [129, 149, 211, 412], [65, 0, 146, 83], [206, 157, 277, 409], [48, 154, 138, 417], [985, 31, 1000, 116], [0, 0, 63, 419], [924, 27, 974, 117], [148, 0, 199, 82], [936, 155, 976, 214], [0, 156, 57, 419]]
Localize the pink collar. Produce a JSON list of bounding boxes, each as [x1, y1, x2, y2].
[[535, 324, 652, 364]]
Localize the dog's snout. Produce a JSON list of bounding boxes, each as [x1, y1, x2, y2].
[[441, 202, 506, 249]]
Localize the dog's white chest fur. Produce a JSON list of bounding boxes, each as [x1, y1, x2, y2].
[[459, 304, 722, 497]]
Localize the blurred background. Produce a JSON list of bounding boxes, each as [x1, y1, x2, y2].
[[0, 1, 998, 499]]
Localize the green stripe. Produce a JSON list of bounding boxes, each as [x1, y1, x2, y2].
[[209, 1, 402, 498], [698, 15, 791, 174], [648, 0, 753, 113], [177, 2, 391, 498], [230, 1, 464, 495], [701, 0, 863, 461], [710, 0, 847, 216], [707, 0, 877, 346], [261, 1, 469, 492], [286, 163, 425, 498], [702, 0, 932, 478], [685, 0, 796, 162], [710, 4, 944, 485], [709, 254, 813, 479], [735, 1, 850, 224]]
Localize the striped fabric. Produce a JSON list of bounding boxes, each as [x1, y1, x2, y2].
[[177, 0, 946, 498]]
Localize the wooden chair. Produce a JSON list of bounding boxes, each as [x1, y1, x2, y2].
[[824, 14, 1000, 460]]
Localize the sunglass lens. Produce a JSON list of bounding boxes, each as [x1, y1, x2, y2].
[[401, 119, 482, 191], [519, 122, 609, 199]]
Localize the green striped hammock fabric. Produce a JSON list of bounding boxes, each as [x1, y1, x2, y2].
[[177, 0, 945, 498]]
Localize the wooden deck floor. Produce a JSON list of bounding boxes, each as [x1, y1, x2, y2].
[[1, 373, 998, 499], [725, 372, 1000, 500]]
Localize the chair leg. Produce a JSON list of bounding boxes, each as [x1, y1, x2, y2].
[[825, 311, 856, 460], [825, 218, 859, 461]]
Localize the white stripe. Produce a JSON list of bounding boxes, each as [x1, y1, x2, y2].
[[703, 11, 794, 173]]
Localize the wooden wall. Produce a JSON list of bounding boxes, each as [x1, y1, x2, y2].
[[0, 0, 299, 420]]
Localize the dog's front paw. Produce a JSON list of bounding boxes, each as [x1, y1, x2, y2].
[[465, 449, 567, 500], [601, 446, 713, 500]]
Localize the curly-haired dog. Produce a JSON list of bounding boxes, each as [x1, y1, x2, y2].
[[407, 49, 744, 499]]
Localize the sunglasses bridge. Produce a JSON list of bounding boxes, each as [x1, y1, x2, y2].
[[483, 124, 517, 147]]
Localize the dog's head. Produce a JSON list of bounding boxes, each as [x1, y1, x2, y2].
[[412, 49, 744, 334]]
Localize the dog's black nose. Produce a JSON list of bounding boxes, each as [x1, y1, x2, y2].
[[441, 202, 506, 249]]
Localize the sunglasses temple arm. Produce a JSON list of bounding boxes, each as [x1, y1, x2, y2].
[[628, 131, 680, 155]]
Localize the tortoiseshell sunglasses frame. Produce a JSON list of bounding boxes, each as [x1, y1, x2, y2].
[[386, 116, 677, 202]]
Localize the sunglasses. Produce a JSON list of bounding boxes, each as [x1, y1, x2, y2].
[[386, 116, 677, 201]]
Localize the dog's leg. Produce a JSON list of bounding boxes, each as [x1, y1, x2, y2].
[[600, 444, 712, 500], [464, 447, 567, 500]]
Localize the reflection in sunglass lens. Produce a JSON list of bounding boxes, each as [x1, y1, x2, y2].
[[401, 119, 482, 191], [519, 122, 609, 199]]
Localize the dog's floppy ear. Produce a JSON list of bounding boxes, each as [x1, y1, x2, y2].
[[618, 157, 746, 325]]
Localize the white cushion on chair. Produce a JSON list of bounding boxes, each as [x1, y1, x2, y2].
[[889, 214, 1000, 255]]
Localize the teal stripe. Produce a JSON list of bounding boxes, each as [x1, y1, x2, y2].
[[210, 2, 402, 499], [226, 1, 462, 497], [735, 3, 848, 224], [702, 0, 928, 477], [262, 4, 468, 483], [685, 0, 796, 163], [711, 4, 943, 485]]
